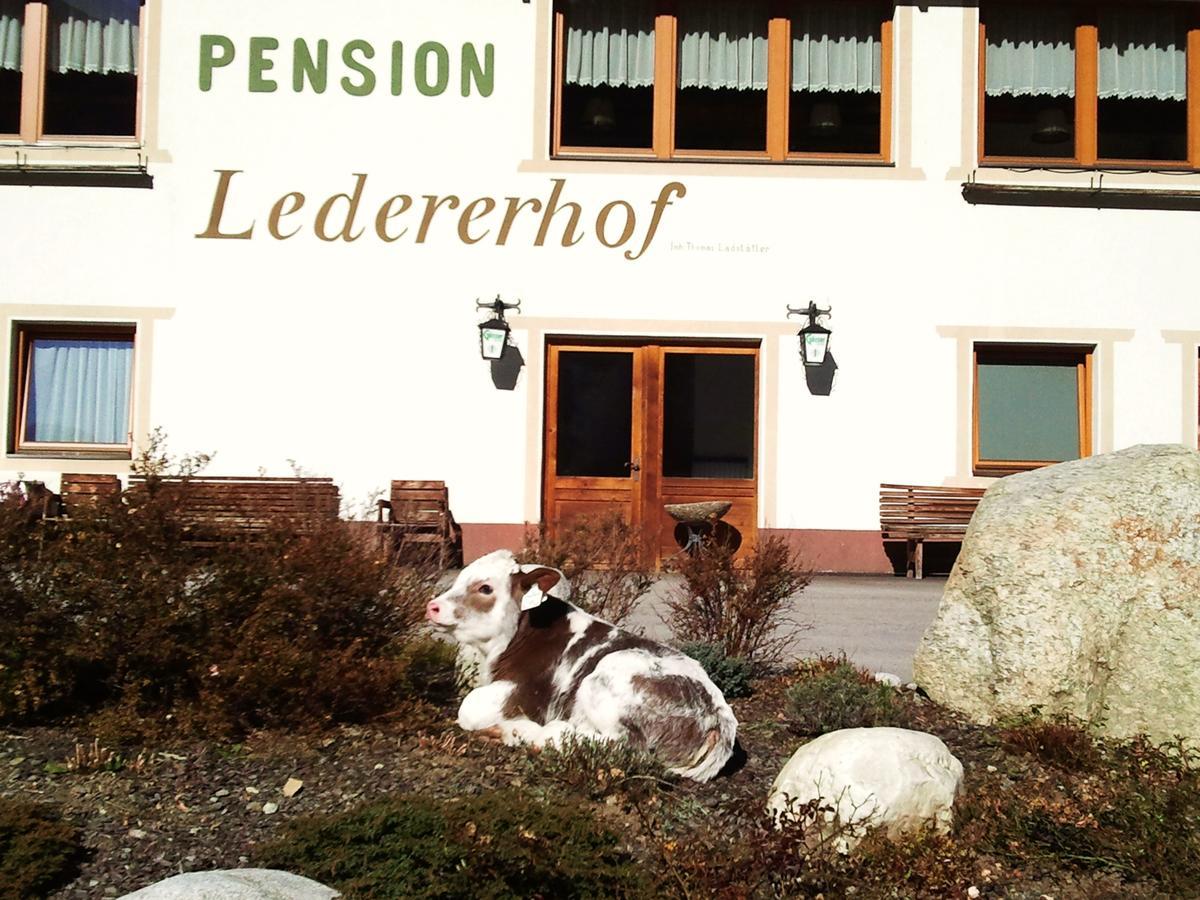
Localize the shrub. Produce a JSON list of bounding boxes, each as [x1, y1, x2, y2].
[[257, 788, 651, 899], [784, 657, 910, 736], [998, 711, 1102, 771], [0, 438, 449, 737], [662, 536, 811, 667], [517, 512, 654, 625], [0, 799, 83, 899], [521, 734, 674, 803], [975, 735, 1200, 892], [678, 642, 753, 699]]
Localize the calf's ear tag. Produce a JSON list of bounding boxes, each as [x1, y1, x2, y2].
[[518, 564, 569, 611]]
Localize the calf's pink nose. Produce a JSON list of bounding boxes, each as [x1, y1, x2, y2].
[[426, 601, 441, 620]]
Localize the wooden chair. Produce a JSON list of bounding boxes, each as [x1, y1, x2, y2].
[[60, 473, 121, 516], [377, 480, 463, 568], [880, 483, 987, 579], [126, 475, 340, 542]]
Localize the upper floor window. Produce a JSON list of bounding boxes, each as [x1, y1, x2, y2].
[[553, 0, 892, 163], [11, 322, 135, 455], [981, 3, 1196, 168], [0, 0, 142, 143]]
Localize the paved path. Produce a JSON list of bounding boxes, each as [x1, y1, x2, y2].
[[628, 575, 946, 683]]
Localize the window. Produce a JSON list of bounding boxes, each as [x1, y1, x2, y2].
[[11, 323, 135, 454], [553, 0, 892, 162], [0, 0, 142, 142], [973, 344, 1093, 477], [980, 3, 1198, 167]]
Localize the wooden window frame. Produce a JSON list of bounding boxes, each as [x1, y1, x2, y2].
[[972, 342, 1094, 478], [10, 321, 137, 456], [979, 1, 1200, 170], [0, 0, 145, 145], [551, 0, 893, 164]]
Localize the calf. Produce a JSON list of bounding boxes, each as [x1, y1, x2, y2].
[[426, 550, 737, 782]]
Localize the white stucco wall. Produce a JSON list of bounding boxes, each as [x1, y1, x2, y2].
[[2, 2, 1197, 536]]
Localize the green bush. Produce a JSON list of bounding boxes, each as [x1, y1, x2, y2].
[[784, 657, 910, 736], [522, 734, 674, 803], [678, 642, 753, 699], [0, 443, 448, 737], [662, 536, 811, 667], [257, 788, 651, 899], [0, 799, 83, 899], [976, 735, 1200, 892]]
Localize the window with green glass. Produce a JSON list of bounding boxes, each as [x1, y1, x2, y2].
[[973, 344, 1093, 476]]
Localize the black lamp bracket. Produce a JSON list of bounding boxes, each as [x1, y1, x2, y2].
[[786, 301, 831, 325], [477, 296, 522, 318]]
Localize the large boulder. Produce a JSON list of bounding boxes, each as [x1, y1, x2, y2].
[[914, 444, 1200, 745], [767, 727, 963, 851], [118, 869, 339, 899]]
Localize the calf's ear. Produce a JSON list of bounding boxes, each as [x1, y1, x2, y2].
[[517, 567, 562, 595]]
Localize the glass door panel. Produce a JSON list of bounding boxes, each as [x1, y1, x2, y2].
[[556, 351, 635, 477], [662, 353, 755, 479]]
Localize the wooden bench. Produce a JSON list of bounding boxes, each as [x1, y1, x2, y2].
[[377, 480, 463, 567], [127, 475, 340, 541], [880, 483, 987, 579]]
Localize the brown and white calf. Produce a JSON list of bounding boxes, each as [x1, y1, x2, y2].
[[426, 550, 737, 782]]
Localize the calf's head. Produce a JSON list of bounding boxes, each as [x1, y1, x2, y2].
[[426, 550, 562, 649]]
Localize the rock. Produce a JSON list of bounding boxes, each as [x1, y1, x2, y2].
[[118, 869, 339, 899], [282, 778, 303, 798], [261, 802, 278, 815], [768, 728, 963, 852], [914, 445, 1200, 746], [873, 672, 902, 687]]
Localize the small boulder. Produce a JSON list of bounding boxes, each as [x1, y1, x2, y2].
[[118, 869, 338, 899], [768, 728, 963, 851]]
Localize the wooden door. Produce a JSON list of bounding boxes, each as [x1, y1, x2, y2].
[[543, 344, 649, 537], [543, 339, 759, 566]]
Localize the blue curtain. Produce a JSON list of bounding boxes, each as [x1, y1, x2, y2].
[[0, 0, 21, 73], [1099, 10, 1186, 102], [564, 0, 656, 88], [49, 0, 139, 76], [25, 338, 133, 445], [678, 0, 769, 91], [791, 2, 883, 94], [985, 7, 1076, 98]]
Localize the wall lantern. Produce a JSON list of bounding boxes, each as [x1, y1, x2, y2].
[[787, 301, 833, 367], [476, 296, 522, 360]]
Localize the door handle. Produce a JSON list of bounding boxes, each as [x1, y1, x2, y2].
[[625, 461, 641, 472]]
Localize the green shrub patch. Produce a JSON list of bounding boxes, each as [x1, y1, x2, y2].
[[257, 788, 651, 899], [0, 799, 83, 899], [784, 656, 911, 736]]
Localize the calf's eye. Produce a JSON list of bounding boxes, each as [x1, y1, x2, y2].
[[479, 584, 493, 595]]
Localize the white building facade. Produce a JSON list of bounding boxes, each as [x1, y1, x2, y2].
[[2, 0, 1197, 572]]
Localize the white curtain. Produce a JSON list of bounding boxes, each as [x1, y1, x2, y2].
[[0, 0, 21, 73], [792, 3, 882, 94], [985, 7, 1075, 98], [679, 0, 769, 91], [1099, 10, 1186, 102], [26, 338, 133, 445], [49, 0, 138, 76], [564, 0, 655, 88]]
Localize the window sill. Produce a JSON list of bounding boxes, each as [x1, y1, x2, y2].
[[962, 181, 1200, 211], [0, 144, 153, 188], [9, 450, 132, 461], [552, 151, 893, 168]]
